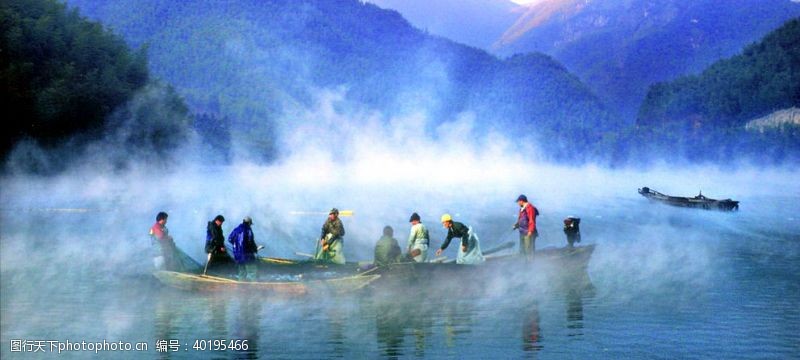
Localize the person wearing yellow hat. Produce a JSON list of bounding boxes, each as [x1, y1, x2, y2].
[[435, 214, 485, 265], [315, 208, 346, 264]]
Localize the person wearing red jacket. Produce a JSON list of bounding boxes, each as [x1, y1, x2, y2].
[[513, 194, 539, 259], [150, 211, 177, 270]]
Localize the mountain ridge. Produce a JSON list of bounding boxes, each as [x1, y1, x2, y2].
[[65, 0, 613, 162]]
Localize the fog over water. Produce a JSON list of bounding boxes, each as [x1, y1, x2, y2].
[[1, 91, 799, 358]]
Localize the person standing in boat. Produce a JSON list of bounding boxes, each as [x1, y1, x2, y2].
[[513, 194, 538, 259], [315, 208, 346, 264], [150, 211, 178, 271], [228, 216, 259, 281], [406, 212, 429, 263], [206, 215, 233, 269], [374, 225, 402, 266], [435, 214, 484, 265]]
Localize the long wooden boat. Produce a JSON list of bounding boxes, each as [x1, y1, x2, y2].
[[153, 270, 380, 295], [378, 244, 595, 272], [259, 256, 361, 271], [254, 243, 594, 275], [197, 242, 594, 290], [368, 244, 596, 294], [638, 187, 739, 211]]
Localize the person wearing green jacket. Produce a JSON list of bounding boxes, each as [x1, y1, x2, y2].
[[374, 226, 402, 266], [315, 208, 346, 264]]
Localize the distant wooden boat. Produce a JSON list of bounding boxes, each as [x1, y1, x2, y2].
[[638, 187, 739, 211], [153, 271, 380, 295]]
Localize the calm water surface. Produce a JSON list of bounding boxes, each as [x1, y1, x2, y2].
[[1, 194, 798, 359]]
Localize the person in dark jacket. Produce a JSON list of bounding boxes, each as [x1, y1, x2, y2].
[[205, 215, 233, 270], [374, 225, 402, 266], [513, 194, 539, 260], [563, 217, 581, 248], [315, 208, 346, 264], [150, 211, 178, 271], [228, 216, 259, 281], [435, 214, 484, 264]]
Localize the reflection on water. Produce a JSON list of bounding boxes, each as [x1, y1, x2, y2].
[[443, 300, 474, 349], [233, 296, 261, 359], [372, 295, 438, 358], [565, 289, 585, 337], [326, 305, 347, 358], [209, 296, 228, 345], [154, 291, 176, 360], [562, 267, 594, 339], [0, 261, 597, 359], [375, 300, 404, 358], [521, 300, 542, 352], [3, 194, 799, 359]]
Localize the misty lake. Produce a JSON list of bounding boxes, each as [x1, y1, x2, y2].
[[1, 173, 798, 359]]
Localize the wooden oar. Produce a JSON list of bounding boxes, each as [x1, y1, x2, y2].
[[442, 241, 515, 264], [295, 251, 315, 258], [289, 210, 355, 216], [260, 257, 298, 265], [484, 241, 515, 256], [202, 253, 212, 276], [359, 265, 382, 276]]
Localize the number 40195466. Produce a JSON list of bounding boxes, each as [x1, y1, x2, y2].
[[192, 339, 249, 351]]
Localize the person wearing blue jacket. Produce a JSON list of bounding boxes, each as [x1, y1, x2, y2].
[[228, 216, 259, 281]]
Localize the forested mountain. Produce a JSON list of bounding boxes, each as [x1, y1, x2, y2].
[[626, 19, 800, 163], [5, 0, 795, 167], [639, 19, 800, 129], [492, 0, 800, 120], [0, 0, 191, 170], [65, 0, 613, 162]]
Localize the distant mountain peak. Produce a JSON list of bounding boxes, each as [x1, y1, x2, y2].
[[492, 0, 588, 50]]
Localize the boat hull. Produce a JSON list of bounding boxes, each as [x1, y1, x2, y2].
[[153, 271, 380, 295], [638, 187, 739, 211], [367, 245, 595, 295]]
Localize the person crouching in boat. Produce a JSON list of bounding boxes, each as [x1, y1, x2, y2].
[[513, 194, 538, 260], [228, 216, 259, 281], [374, 225, 402, 267], [563, 217, 581, 248], [150, 211, 178, 271], [406, 212, 429, 263], [435, 214, 485, 265], [315, 208, 346, 264], [206, 215, 233, 270]]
